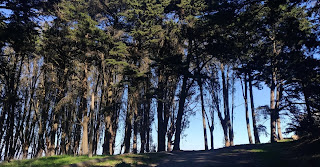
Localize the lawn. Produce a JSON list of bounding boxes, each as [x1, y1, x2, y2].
[[1, 138, 319, 167], [0, 155, 105, 167], [91, 153, 167, 167]]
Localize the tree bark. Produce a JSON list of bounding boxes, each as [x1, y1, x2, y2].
[[173, 75, 188, 151], [123, 93, 133, 153], [276, 82, 283, 140], [220, 63, 232, 147], [248, 74, 260, 144], [270, 68, 277, 143], [198, 77, 208, 150], [157, 73, 166, 152], [81, 116, 89, 155], [132, 91, 138, 154], [242, 74, 253, 144]]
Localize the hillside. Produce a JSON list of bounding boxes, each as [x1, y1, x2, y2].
[[2, 138, 319, 167]]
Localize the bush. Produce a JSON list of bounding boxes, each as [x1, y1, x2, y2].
[[287, 112, 320, 138]]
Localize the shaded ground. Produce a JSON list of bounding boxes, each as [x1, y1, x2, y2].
[[92, 138, 320, 167], [156, 139, 320, 167], [91, 153, 167, 167], [1, 139, 319, 167]]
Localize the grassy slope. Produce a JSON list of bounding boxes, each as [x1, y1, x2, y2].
[[204, 138, 320, 167], [0, 155, 104, 167], [1, 138, 319, 167], [258, 138, 320, 167], [92, 153, 167, 167]]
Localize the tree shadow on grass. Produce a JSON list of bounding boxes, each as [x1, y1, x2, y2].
[[158, 141, 320, 167]]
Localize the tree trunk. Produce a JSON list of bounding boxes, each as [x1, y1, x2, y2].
[[173, 75, 188, 151], [88, 92, 95, 157], [220, 63, 232, 147], [132, 91, 138, 154], [81, 116, 89, 155], [276, 82, 283, 140], [270, 68, 277, 143], [302, 86, 313, 125], [209, 126, 214, 150], [198, 77, 208, 150], [157, 73, 165, 152], [146, 96, 151, 153], [248, 74, 260, 144], [223, 123, 230, 147], [140, 85, 149, 153], [103, 117, 111, 155], [242, 74, 253, 144], [123, 94, 133, 153]]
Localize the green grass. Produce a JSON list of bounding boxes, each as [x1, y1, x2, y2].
[[92, 153, 167, 167], [1, 139, 319, 167], [248, 139, 320, 167], [277, 138, 294, 143], [0, 155, 105, 167]]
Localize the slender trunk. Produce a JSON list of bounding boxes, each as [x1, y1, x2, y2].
[[220, 63, 231, 147], [123, 93, 133, 153], [88, 92, 95, 157], [167, 116, 175, 152], [146, 104, 150, 153], [276, 82, 283, 140], [198, 78, 208, 150], [81, 63, 89, 155], [140, 83, 149, 153], [302, 86, 312, 124], [223, 123, 230, 147], [226, 67, 234, 146], [270, 68, 277, 143], [248, 74, 260, 144], [173, 75, 188, 151], [157, 73, 165, 152], [216, 99, 230, 147], [145, 79, 151, 153], [103, 116, 111, 155], [81, 116, 89, 155], [140, 109, 146, 153], [132, 91, 138, 154], [173, 29, 192, 151], [242, 74, 253, 144], [209, 126, 214, 150]]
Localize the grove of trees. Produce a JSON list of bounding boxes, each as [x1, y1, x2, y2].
[[0, 0, 319, 161]]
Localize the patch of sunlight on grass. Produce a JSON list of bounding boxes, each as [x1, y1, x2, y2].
[[93, 153, 166, 167], [249, 149, 266, 153], [0, 155, 105, 167], [232, 149, 247, 152], [278, 138, 293, 143]]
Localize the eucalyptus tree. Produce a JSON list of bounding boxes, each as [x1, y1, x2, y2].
[[256, 0, 318, 142], [202, 0, 245, 147], [0, 0, 41, 161], [231, 0, 269, 144]]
